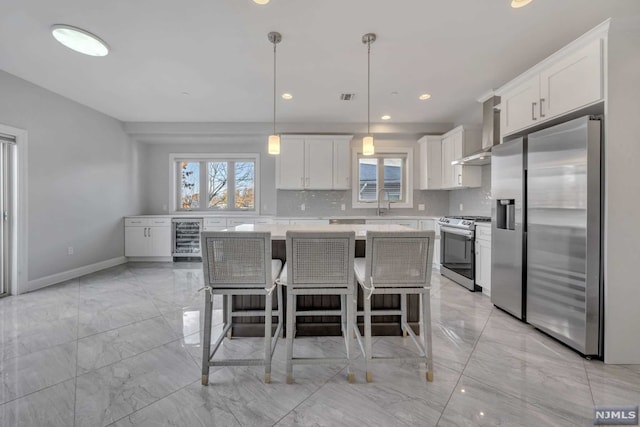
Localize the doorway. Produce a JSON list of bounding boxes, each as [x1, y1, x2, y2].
[[0, 132, 15, 297]]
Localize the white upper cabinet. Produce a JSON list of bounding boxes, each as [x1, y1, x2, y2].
[[276, 135, 353, 190], [539, 38, 603, 119], [418, 136, 442, 190], [498, 33, 605, 136], [276, 138, 306, 189], [440, 126, 482, 189], [501, 75, 541, 135]]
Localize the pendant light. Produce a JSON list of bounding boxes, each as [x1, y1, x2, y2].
[[268, 31, 282, 155], [362, 33, 376, 156]]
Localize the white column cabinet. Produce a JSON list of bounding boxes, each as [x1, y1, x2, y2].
[[499, 37, 604, 137], [125, 218, 171, 257], [276, 135, 353, 190], [418, 136, 442, 190]]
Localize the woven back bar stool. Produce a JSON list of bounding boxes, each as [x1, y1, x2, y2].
[[200, 231, 283, 385], [354, 230, 435, 382], [282, 231, 356, 384]]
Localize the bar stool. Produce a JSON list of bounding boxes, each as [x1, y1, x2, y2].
[[354, 230, 435, 382], [281, 231, 356, 384], [200, 231, 283, 385]]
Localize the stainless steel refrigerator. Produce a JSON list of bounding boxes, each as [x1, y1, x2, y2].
[[491, 116, 603, 357]]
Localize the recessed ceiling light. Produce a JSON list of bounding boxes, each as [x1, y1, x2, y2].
[[511, 0, 533, 8], [51, 24, 109, 56], [253, 0, 270, 4], [419, 93, 432, 100], [381, 115, 391, 120], [281, 93, 293, 100], [390, 91, 399, 96], [181, 92, 190, 96]]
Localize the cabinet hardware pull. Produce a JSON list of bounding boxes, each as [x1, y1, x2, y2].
[[144, 227, 148, 237], [532, 102, 538, 120], [148, 228, 151, 237], [540, 98, 545, 117], [458, 174, 462, 185]]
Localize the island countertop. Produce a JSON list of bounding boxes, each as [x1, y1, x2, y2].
[[232, 223, 417, 240]]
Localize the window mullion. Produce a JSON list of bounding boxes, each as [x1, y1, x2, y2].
[[200, 161, 208, 211], [228, 162, 236, 211]]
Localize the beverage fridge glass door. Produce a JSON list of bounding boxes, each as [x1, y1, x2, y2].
[[440, 227, 475, 289], [491, 137, 525, 320], [526, 116, 601, 356], [172, 219, 203, 257]]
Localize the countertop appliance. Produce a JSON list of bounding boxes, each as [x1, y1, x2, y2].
[[172, 218, 203, 259], [438, 216, 491, 291], [491, 115, 603, 357]]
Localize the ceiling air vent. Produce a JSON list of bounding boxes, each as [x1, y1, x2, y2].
[[340, 93, 356, 101]]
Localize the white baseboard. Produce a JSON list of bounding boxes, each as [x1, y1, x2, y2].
[[23, 256, 128, 294]]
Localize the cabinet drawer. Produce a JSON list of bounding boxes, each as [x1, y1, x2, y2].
[[393, 220, 419, 229], [419, 219, 435, 231], [125, 218, 148, 226], [227, 218, 255, 227], [148, 218, 171, 226], [476, 225, 492, 241], [204, 218, 226, 227]]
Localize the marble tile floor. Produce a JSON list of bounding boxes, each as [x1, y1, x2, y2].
[[1, 262, 639, 426]]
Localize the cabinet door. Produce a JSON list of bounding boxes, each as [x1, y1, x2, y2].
[[147, 226, 172, 257], [477, 239, 492, 296], [419, 137, 442, 190], [440, 136, 454, 188], [333, 139, 351, 189], [305, 139, 334, 189], [276, 138, 305, 189], [501, 75, 540, 134], [452, 131, 464, 188], [125, 227, 148, 257], [540, 38, 603, 120]]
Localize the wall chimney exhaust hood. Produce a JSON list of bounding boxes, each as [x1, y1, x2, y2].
[[452, 94, 501, 166]]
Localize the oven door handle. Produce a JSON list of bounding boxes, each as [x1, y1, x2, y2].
[[440, 227, 474, 238]]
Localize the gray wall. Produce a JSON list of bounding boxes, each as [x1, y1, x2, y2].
[[604, 16, 640, 364], [448, 164, 491, 217], [138, 138, 277, 215], [0, 70, 139, 284]]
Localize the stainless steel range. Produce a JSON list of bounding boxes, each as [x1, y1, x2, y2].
[[437, 216, 491, 291]]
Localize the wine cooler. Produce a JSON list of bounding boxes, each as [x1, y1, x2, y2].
[[172, 218, 203, 259]]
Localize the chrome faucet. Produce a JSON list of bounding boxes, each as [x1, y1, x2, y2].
[[377, 188, 391, 216]]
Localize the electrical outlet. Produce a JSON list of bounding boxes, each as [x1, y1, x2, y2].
[[341, 204, 346, 211], [459, 203, 464, 211], [67, 246, 74, 255], [418, 204, 425, 211], [300, 203, 305, 211]]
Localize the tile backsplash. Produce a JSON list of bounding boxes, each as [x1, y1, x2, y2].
[[448, 164, 492, 217], [276, 190, 449, 217]]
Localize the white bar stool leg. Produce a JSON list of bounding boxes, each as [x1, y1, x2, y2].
[[364, 293, 373, 383], [286, 291, 295, 384], [422, 292, 434, 382]]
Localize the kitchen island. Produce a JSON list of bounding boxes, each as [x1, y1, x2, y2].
[[226, 223, 428, 337]]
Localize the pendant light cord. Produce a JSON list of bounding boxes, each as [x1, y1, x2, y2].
[[273, 41, 277, 135], [367, 39, 371, 135]]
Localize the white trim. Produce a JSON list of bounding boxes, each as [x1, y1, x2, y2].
[[168, 152, 260, 214], [0, 124, 27, 296], [351, 146, 414, 209], [24, 256, 127, 294]]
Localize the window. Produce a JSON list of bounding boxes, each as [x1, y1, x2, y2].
[[172, 154, 259, 212], [353, 148, 413, 209]]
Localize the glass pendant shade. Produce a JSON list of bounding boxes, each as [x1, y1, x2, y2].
[[362, 135, 375, 156], [268, 134, 281, 155]]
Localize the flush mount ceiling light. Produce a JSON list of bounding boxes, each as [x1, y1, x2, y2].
[[281, 93, 293, 100], [511, 0, 533, 8], [381, 115, 391, 120], [51, 24, 109, 56], [267, 31, 282, 155], [419, 93, 432, 100], [253, 0, 270, 4], [362, 33, 377, 156]]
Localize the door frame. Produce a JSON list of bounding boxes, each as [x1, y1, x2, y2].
[[0, 123, 28, 296]]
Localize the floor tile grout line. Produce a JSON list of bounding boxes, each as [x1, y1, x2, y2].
[[0, 377, 76, 409], [583, 358, 597, 407], [435, 305, 494, 426]]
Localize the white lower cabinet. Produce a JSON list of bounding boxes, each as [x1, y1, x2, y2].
[[125, 218, 171, 257], [419, 219, 440, 268], [475, 224, 492, 296]]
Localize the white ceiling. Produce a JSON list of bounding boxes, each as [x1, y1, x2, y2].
[[1, 0, 638, 124]]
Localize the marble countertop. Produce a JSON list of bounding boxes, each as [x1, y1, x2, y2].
[[232, 223, 421, 240], [125, 214, 443, 220]]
